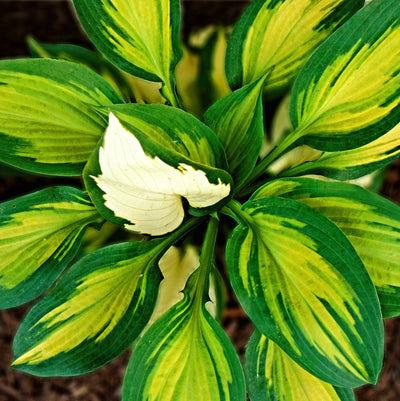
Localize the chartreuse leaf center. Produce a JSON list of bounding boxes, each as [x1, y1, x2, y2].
[[225, 0, 363, 94], [122, 217, 246, 401], [225, 197, 383, 387], [254, 177, 400, 318], [0, 186, 103, 309], [245, 0, 400, 188], [0, 59, 123, 175], [246, 330, 355, 401], [73, 0, 182, 106], [12, 218, 203, 376]]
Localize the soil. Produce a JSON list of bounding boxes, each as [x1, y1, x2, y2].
[[1, 1, 400, 400]]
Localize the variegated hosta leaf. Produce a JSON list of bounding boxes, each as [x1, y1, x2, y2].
[[122, 283, 246, 401], [207, 265, 227, 321], [175, 27, 231, 117], [225, 0, 363, 94], [29, 41, 166, 107], [261, 94, 322, 175], [0, 186, 102, 309], [284, 122, 400, 180], [148, 245, 225, 327], [193, 27, 231, 115], [253, 177, 400, 318], [73, 0, 182, 105], [12, 238, 169, 376], [148, 245, 200, 326], [0, 59, 123, 175], [204, 76, 265, 188], [83, 105, 232, 236], [226, 197, 383, 387], [171, 47, 201, 115], [288, 0, 400, 152], [28, 38, 134, 102], [246, 330, 355, 401]]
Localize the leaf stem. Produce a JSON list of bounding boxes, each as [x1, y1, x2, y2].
[[161, 79, 182, 108], [164, 216, 206, 248], [221, 199, 251, 227], [193, 215, 219, 305], [236, 128, 302, 194]]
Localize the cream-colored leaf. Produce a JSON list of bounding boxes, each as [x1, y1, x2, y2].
[[92, 113, 231, 235]]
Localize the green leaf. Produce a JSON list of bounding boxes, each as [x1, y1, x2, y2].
[[246, 330, 355, 401], [122, 278, 246, 401], [283, 122, 400, 180], [0, 186, 102, 309], [253, 177, 400, 318], [204, 76, 265, 188], [288, 0, 400, 152], [73, 0, 182, 105], [12, 238, 170, 376], [225, 0, 363, 94], [28, 38, 134, 102], [226, 197, 383, 387], [0, 58, 123, 175], [83, 105, 233, 236]]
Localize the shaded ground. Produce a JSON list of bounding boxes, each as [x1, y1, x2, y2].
[[1, 1, 400, 400]]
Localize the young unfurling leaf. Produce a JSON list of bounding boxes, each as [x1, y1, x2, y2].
[[204, 76, 266, 187]]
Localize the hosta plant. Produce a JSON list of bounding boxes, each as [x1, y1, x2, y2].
[[2, 0, 400, 400]]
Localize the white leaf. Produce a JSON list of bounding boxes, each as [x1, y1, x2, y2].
[[92, 113, 230, 235]]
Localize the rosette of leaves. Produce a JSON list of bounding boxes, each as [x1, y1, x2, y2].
[[2, 0, 400, 400]]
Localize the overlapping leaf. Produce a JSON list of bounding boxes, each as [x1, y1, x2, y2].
[[254, 177, 400, 317], [225, 0, 363, 94], [204, 76, 265, 187], [194, 28, 231, 115], [122, 274, 246, 401], [84, 105, 232, 235], [246, 330, 355, 401], [148, 245, 200, 326], [73, 0, 182, 105], [0, 186, 102, 309], [12, 238, 170, 376], [28, 39, 134, 102], [148, 245, 223, 326], [287, 0, 400, 152], [226, 197, 383, 387], [283, 122, 400, 180], [0, 59, 123, 175]]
